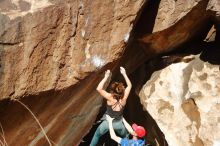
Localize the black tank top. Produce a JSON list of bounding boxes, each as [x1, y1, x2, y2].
[[106, 102, 124, 120]]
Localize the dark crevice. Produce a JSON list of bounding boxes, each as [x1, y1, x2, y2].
[[124, 63, 168, 146], [133, 0, 161, 37], [0, 42, 20, 46], [79, 1, 164, 145], [200, 30, 220, 65]]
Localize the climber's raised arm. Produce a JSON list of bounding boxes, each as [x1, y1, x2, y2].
[[120, 67, 132, 100], [96, 70, 112, 100]]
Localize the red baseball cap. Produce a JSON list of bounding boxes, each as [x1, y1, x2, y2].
[[132, 123, 146, 138]]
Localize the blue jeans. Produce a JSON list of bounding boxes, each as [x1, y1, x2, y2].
[[90, 116, 128, 146]]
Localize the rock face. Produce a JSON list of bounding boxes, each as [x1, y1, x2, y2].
[[137, 1, 220, 141], [140, 54, 220, 146], [207, 0, 220, 16], [1, 0, 220, 146], [0, 0, 146, 145], [138, 0, 212, 56], [0, 0, 146, 99], [154, 0, 207, 32]]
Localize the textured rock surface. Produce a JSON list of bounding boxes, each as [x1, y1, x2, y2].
[[0, 0, 145, 99], [140, 55, 220, 146], [153, 0, 204, 32], [1, 0, 220, 146], [0, 0, 146, 145], [207, 0, 220, 16], [139, 0, 212, 56]]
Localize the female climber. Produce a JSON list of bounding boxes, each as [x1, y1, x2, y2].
[[90, 67, 132, 146], [106, 115, 146, 146]]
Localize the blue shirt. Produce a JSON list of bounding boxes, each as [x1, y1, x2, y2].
[[120, 138, 145, 146]]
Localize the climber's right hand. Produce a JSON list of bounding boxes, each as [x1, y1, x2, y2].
[[104, 70, 111, 78]]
